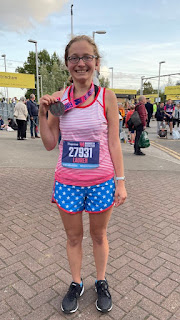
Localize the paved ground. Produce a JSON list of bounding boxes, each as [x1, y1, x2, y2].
[[0, 122, 180, 320]]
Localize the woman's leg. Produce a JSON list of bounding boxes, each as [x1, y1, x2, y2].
[[169, 121, 173, 134], [59, 208, 83, 284], [130, 131, 135, 143], [16, 119, 20, 139], [157, 121, 160, 134], [19, 120, 24, 139], [89, 207, 113, 281]]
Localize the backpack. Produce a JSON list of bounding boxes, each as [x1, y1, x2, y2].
[[128, 111, 142, 128]]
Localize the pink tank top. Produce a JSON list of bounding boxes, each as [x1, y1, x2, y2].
[[54, 86, 114, 186]]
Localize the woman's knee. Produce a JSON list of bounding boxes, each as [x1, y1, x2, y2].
[[90, 230, 107, 245], [67, 231, 83, 247]]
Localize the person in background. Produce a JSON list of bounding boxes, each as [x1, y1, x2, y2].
[[145, 98, 153, 127], [0, 115, 6, 129], [173, 103, 180, 128], [134, 96, 147, 156], [152, 102, 157, 120], [27, 94, 40, 139], [119, 103, 125, 129], [14, 97, 28, 140], [7, 118, 18, 130], [125, 104, 135, 144], [39, 35, 127, 314], [123, 101, 130, 127], [164, 99, 175, 135], [118, 103, 123, 134], [156, 102, 165, 135]]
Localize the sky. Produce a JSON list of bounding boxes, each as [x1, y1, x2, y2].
[[0, 0, 180, 98]]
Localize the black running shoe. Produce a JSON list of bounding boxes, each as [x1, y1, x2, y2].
[[95, 279, 112, 313], [135, 151, 145, 155], [61, 280, 84, 314]]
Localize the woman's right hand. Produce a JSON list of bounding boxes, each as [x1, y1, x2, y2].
[[39, 94, 58, 117]]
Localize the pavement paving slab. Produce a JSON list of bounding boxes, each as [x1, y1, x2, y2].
[[0, 121, 180, 319]]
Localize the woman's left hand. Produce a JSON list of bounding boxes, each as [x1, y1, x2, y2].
[[114, 184, 127, 207]]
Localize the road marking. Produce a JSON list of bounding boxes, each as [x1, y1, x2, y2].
[[150, 141, 180, 161]]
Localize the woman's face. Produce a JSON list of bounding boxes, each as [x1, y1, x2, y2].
[[67, 40, 99, 83]]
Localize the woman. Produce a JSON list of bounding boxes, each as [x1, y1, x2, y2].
[[39, 35, 127, 314], [164, 99, 175, 135], [156, 102, 165, 135], [174, 103, 180, 128], [14, 97, 28, 140], [118, 103, 123, 134], [125, 104, 135, 144]]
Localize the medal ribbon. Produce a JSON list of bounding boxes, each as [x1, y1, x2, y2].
[[57, 82, 94, 112]]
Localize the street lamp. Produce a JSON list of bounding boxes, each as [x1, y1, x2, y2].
[[157, 61, 165, 102], [38, 75, 43, 97], [92, 31, 106, 85], [71, 4, 73, 39], [92, 30, 106, 40], [1, 54, 8, 102], [28, 39, 40, 103], [109, 67, 113, 88], [140, 76, 145, 95]]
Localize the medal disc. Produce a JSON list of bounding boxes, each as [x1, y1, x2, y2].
[[50, 101, 65, 116]]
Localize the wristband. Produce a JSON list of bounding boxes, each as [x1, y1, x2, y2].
[[115, 176, 125, 181]]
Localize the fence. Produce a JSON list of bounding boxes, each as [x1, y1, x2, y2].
[[0, 103, 15, 120]]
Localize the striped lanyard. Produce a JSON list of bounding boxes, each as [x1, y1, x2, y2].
[[63, 82, 95, 112]]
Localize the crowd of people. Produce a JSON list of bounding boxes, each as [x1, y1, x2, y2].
[[118, 97, 180, 155], [0, 96, 18, 105], [0, 94, 40, 140]]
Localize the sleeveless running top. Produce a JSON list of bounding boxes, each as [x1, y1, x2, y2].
[[54, 86, 114, 186]]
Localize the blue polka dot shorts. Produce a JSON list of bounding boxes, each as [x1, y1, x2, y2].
[[52, 178, 115, 214]]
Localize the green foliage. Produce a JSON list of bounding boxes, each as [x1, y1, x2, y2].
[[137, 81, 158, 95], [99, 76, 110, 88], [159, 91, 165, 102], [16, 50, 69, 98], [143, 82, 157, 94]]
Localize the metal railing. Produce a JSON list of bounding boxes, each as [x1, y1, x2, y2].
[[0, 102, 15, 120]]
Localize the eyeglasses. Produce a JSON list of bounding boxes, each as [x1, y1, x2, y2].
[[67, 55, 97, 64]]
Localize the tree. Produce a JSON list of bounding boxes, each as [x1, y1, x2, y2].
[[166, 76, 174, 87], [137, 81, 157, 95], [99, 76, 110, 88], [143, 82, 157, 94], [16, 50, 69, 99], [176, 81, 180, 86]]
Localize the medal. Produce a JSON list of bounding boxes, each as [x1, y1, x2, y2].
[[49, 101, 65, 116], [49, 82, 95, 116]]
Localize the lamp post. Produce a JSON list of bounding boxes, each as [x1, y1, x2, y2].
[[140, 76, 145, 95], [157, 61, 165, 102], [38, 75, 43, 97], [28, 39, 40, 103], [1, 54, 8, 102], [109, 67, 113, 88], [92, 30, 106, 40], [71, 4, 73, 39], [92, 31, 106, 85]]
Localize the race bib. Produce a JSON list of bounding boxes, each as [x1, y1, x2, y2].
[[62, 141, 100, 169]]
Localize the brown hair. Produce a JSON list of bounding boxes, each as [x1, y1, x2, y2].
[[64, 35, 100, 66]]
